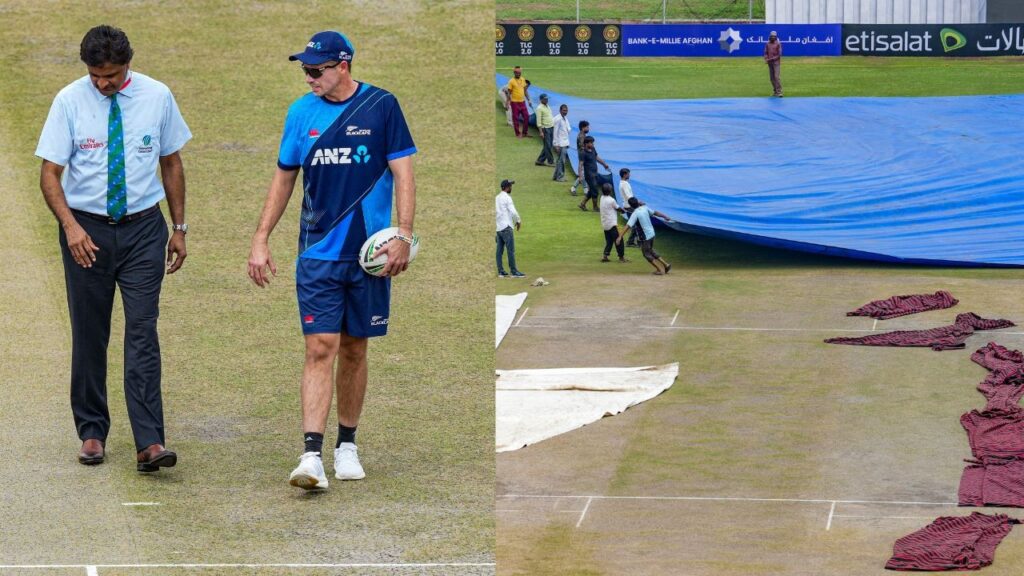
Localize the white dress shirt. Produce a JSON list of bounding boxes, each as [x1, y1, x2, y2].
[[495, 190, 521, 231], [36, 71, 192, 216], [552, 114, 571, 148]]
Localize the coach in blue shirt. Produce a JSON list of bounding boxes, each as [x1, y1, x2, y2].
[[36, 25, 191, 472], [247, 31, 417, 490]]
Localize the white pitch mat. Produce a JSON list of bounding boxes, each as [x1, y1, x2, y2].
[[496, 292, 528, 349], [496, 363, 679, 452]]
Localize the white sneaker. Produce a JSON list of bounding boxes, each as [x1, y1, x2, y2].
[[334, 443, 366, 480], [289, 452, 328, 490]]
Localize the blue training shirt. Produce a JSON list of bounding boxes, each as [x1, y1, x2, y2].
[[277, 82, 416, 261]]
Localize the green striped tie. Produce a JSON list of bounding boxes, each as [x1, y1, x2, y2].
[[107, 94, 127, 220]]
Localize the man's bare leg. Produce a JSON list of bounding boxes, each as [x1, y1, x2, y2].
[[302, 333, 340, 434], [335, 332, 368, 428]]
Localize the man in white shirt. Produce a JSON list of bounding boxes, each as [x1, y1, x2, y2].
[[551, 104, 571, 182], [495, 179, 525, 278], [619, 168, 638, 247], [599, 184, 628, 263], [36, 25, 191, 471]]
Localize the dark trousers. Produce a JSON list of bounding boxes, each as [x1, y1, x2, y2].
[[584, 173, 600, 199], [623, 207, 638, 244], [60, 208, 169, 452], [603, 227, 624, 259], [510, 101, 529, 136], [768, 61, 782, 95], [640, 238, 661, 262], [536, 127, 554, 164], [496, 226, 519, 274]]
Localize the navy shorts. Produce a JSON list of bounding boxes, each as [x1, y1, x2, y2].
[[295, 258, 391, 337]]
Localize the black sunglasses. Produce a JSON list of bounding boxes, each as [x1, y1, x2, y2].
[[301, 62, 340, 79]]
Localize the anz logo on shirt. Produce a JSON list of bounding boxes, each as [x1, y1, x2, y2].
[[310, 145, 372, 166]]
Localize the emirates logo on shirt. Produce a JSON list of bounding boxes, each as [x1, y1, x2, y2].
[[79, 138, 105, 150]]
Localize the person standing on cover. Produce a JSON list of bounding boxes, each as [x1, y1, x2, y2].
[[35, 25, 191, 472], [495, 179, 525, 278], [534, 93, 555, 166], [502, 66, 532, 138], [551, 104, 571, 182], [764, 31, 783, 97], [247, 31, 417, 490], [578, 135, 610, 212], [617, 197, 673, 275]]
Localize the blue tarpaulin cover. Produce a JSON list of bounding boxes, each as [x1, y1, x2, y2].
[[498, 74, 1024, 266]]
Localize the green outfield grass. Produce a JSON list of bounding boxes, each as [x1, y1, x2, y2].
[[497, 0, 765, 22], [498, 55, 1024, 100], [496, 56, 1024, 576], [0, 1, 493, 573]]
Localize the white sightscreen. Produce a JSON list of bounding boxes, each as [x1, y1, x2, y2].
[[767, 0, 986, 23]]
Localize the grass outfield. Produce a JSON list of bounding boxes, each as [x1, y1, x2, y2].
[[496, 57, 1024, 575], [496, 0, 765, 22], [498, 55, 1024, 100], [0, 1, 493, 573]]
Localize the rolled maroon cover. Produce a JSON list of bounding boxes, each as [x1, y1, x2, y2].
[[885, 512, 1019, 571], [847, 290, 958, 320]]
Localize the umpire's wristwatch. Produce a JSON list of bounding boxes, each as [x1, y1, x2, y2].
[[172, 223, 189, 234]]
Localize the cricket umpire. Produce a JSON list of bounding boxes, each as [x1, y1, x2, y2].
[[36, 25, 191, 471]]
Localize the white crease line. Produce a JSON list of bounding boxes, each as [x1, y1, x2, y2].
[[525, 316, 665, 321], [671, 309, 680, 326], [576, 497, 594, 529], [0, 563, 495, 570], [515, 324, 877, 333], [514, 307, 529, 327], [499, 494, 958, 506], [660, 326, 877, 333], [873, 319, 878, 330], [514, 322, 1024, 336], [496, 509, 580, 513], [86, 567, 98, 576], [122, 502, 161, 506], [834, 514, 940, 520], [825, 501, 836, 531]]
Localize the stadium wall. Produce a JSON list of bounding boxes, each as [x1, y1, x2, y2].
[[989, 0, 1024, 23], [767, 0, 985, 24]]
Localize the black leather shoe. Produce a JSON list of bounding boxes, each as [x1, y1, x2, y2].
[[136, 443, 177, 472], [78, 439, 105, 465]]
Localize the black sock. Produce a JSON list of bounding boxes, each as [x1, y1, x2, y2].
[[303, 432, 323, 455], [336, 423, 357, 447]]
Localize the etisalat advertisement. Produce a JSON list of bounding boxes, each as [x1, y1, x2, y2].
[[842, 24, 1024, 56], [495, 22, 1024, 58]]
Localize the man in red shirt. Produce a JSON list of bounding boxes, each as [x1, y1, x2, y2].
[[764, 31, 783, 97]]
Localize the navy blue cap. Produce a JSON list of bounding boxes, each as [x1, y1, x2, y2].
[[289, 31, 355, 65]]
